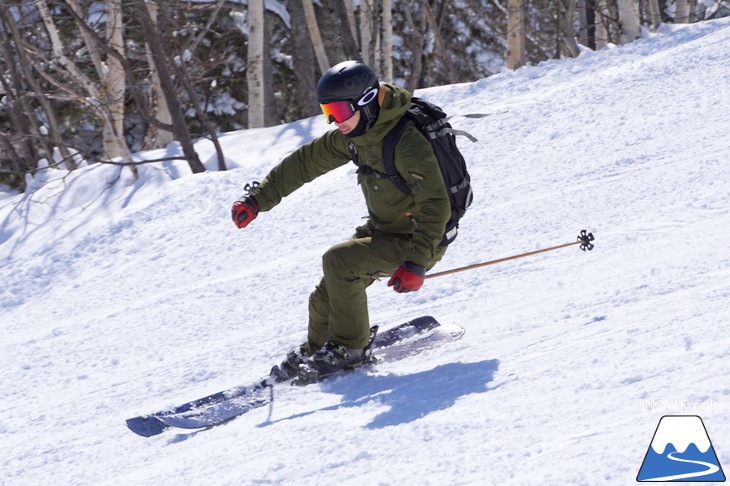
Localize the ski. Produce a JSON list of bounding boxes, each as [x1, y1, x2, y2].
[[125, 316, 464, 437]]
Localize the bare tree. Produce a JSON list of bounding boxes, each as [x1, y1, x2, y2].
[[59, 0, 213, 175], [0, 63, 34, 190], [247, 0, 266, 128], [617, 0, 641, 43], [143, 2, 174, 149], [578, 0, 597, 49], [419, 1, 458, 83], [36, 0, 135, 172], [0, 8, 55, 183], [331, 0, 361, 61], [403, 4, 426, 91], [360, 0, 376, 66], [645, 0, 663, 31], [302, 0, 329, 73], [676, 0, 692, 22], [506, 0, 526, 69], [594, 0, 617, 48], [288, 0, 319, 117], [135, 0, 205, 173], [558, 0, 581, 57], [102, 0, 127, 161], [588, 0, 643, 47], [382, 0, 393, 82], [343, 0, 358, 51]]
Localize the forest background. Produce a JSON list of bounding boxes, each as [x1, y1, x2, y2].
[[1, 0, 728, 192]]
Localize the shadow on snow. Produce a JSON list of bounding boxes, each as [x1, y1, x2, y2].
[[260, 359, 500, 429]]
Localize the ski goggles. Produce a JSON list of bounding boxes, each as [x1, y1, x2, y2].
[[320, 100, 356, 124]]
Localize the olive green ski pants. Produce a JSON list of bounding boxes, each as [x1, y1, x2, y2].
[[307, 233, 446, 352]]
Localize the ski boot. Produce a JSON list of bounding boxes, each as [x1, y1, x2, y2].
[[294, 326, 379, 386], [269, 343, 309, 383]]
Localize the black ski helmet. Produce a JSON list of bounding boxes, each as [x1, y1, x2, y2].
[[317, 61, 380, 136]]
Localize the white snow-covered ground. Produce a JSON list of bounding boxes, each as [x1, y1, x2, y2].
[[1, 19, 729, 486]]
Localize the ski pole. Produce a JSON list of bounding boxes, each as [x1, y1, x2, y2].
[[425, 230, 595, 280]]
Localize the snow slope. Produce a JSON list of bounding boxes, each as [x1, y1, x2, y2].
[[1, 19, 729, 485]]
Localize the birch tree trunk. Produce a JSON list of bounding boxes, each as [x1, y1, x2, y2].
[[263, 10, 278, 126], [617, 0, 641, 43], [594, 0, 610, 48], [65, 0, 103, 78], [360, 0, 374, 66], [36, 0, 134, 169], [65, 0, 131, 164], [382, 0, 394, 82], [559, 0, 581, 57], [506, 0, 526, 69], [688, 0, 698, 21], [103, 0, 128, 162], [675, 0, 691, 22], [302, 0, 329, 73], [247, 0, 265, 128], [646, 0, 662, 31]]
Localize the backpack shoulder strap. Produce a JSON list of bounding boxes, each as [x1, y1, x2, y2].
[[381, 114, 414, 195]]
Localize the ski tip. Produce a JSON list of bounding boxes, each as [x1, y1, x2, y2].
[[126, 415, 169, 437], [441, 321, 466, 339]]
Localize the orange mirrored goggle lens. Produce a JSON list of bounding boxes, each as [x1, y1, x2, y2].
[[320, 100, 356, 124]]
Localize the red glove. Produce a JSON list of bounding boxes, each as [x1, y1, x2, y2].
[[231, 196, 259, 229], [388, 262, 426, 293]]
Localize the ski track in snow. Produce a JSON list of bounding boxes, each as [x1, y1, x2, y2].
[[1, 18, 729, 486]]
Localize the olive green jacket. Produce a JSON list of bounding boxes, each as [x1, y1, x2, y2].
[[250, 84, 450, 268]]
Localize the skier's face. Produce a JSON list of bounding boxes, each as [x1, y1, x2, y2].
[[334, 111, 361, 136]]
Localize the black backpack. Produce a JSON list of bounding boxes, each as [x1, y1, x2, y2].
[[350, 97, 474, 247]]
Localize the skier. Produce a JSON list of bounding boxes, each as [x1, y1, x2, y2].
[[231, 60, 451, 381]]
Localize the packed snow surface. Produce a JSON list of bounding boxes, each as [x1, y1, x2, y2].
[[1, 19, 729, 486]]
